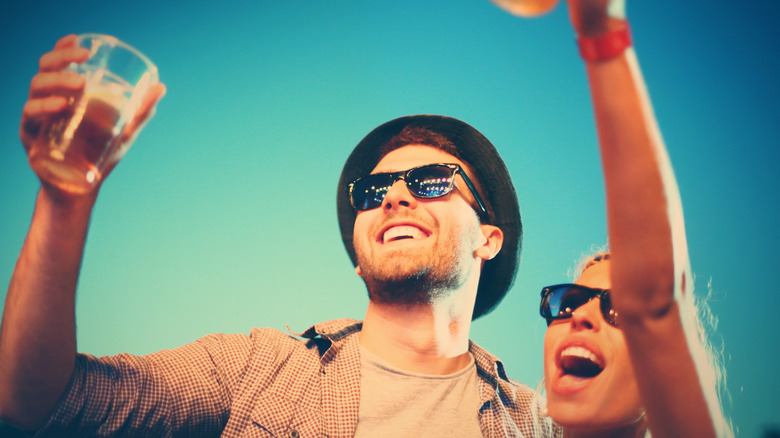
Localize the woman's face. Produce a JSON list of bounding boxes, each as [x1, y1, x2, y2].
[[543, 260, 645, 433]]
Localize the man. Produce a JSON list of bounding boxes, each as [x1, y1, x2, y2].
[[0, 36, 552, 437]]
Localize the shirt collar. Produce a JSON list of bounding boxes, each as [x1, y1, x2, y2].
[[295, 318, 363, 341], [469, 339, 510, 388], [294, 319, 508, 384]]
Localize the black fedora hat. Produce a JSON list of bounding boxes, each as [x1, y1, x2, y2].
[[337, 115, 522, 319]]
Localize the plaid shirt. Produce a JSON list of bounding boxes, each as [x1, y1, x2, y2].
[[35, 319, 560, 437]]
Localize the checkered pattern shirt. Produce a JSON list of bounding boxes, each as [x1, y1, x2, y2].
[[34, 319, 561, 437]]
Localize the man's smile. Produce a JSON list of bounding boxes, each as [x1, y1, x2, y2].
[[381, 224, 431, 244]]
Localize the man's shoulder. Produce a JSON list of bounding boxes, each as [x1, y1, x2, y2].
[[247, 318, 362, 341], [223, 318, 362, 357], [469, 341, 558, 437], [468, 339, 538, 394], [187, 318, 361, 358]]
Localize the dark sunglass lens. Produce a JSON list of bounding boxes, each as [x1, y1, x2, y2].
[[408, 165, 455, 198], [351, 174, 393, 210], [548, 286, 590, 319], [600, 291, 618, 326]]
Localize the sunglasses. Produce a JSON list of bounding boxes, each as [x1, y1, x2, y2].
[[539, 283, 619, 327], [347, 163, 488, 218]]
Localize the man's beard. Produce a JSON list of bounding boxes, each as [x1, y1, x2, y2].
[[361, 260, 460, 306], [356, 233, 476, 306]]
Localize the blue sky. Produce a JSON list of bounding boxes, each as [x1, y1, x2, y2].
[[1, 1, 778, 436]]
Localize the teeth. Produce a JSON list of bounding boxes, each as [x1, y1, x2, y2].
[[560, 346, 604, 378], [383, 226, 426, 243], [561, 346, 602, 367]]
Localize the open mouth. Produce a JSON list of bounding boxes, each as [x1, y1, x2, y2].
[[382, 225, 429, 243], [559, 346, 604, 378]]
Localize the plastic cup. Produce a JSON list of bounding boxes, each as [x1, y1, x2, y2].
[[489, 0, 558, 17], [28, 34, 159, 194]]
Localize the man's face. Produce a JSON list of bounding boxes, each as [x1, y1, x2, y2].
[[352, 145, 493, 305]]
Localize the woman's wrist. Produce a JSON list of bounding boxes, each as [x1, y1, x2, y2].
[[577, 20, 632, 62]]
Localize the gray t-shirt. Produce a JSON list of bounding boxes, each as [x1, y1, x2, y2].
[[354, 345, 483, 437]]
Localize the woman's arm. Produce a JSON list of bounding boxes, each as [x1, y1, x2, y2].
[[568, 1, 731, 436]]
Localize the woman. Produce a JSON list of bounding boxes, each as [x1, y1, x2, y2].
[[538, 0, 733, 437], [541, 253, 731, 437]]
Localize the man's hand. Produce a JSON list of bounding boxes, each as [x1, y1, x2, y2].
[[20, 35, 166, 197]]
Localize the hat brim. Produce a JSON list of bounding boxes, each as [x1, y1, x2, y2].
[[337, 115, 522, 319]]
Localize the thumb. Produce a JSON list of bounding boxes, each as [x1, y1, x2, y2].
[[103, 82, 166, 174], [123, 82, 167, 142]]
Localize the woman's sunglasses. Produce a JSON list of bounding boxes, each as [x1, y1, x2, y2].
[[539, 283, 619, 327], [347, 163, 488, 218]]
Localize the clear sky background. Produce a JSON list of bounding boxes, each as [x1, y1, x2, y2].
[[1, 1, 778, 436]]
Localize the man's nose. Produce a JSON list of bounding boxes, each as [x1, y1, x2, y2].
[[381, 179, 418, 212]]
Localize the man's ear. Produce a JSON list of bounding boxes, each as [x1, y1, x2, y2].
[[475, 224, 503, 261], [355, 266, 363, 277]]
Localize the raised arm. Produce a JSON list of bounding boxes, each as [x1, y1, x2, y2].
[[567, 1, 731, 437], [0, 35, 164, 430]]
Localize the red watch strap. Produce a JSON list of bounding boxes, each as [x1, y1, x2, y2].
[[577, 25, 632, 62]]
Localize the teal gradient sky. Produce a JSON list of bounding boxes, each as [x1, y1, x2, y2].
[[1, 1, 778, 436]]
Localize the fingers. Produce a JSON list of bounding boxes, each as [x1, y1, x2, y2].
[[136, 82, 167, 124], [31, 35, 89, 100], [25, 72, 85, 144], [122, 82, 167, 141], [104, 82, 166, 174], [22, 70, 87, 148], [53, 34, 79, 49], [29, 72, 85, 98], [20, 36, 90, 151], [39, 40, 90, 73], [20, 98, 64, 151], [22, 97, 69, 119]]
